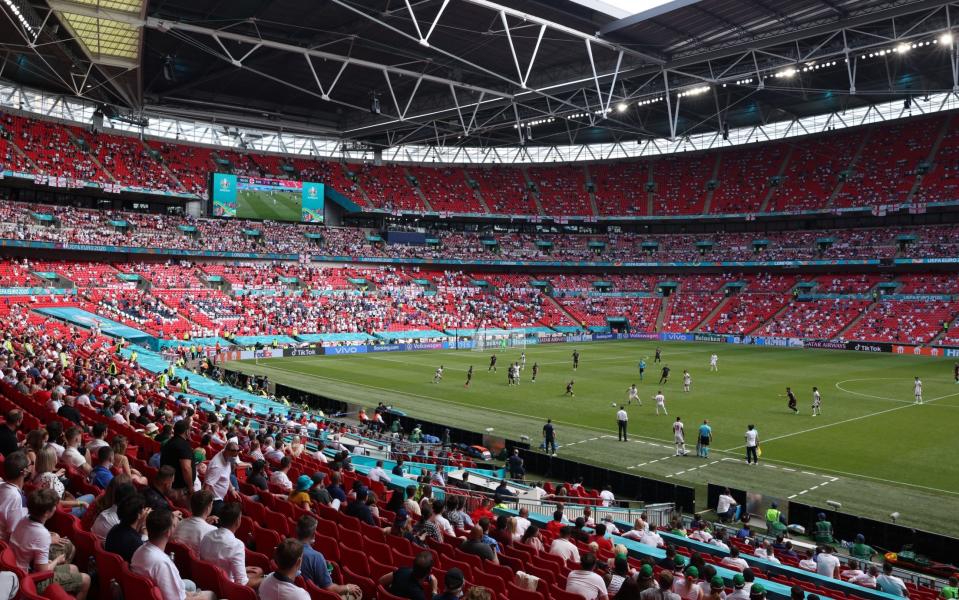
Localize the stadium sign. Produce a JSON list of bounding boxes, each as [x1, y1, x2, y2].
[[284, 347, 323, 357], [660, 333, 693, 342], [804, 340, 846, 350], [370, 344, 403, 353], [325, 346, 367, 355], [692, 332, 726, 343], [846, 342, 891, 353]]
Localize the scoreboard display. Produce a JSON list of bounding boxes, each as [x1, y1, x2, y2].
[[210, 173, 324, 223]]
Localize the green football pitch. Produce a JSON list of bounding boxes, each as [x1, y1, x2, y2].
[[236, 189, 301, 221], [227, 340, 959, 537]]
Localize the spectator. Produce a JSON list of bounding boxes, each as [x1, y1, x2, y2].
[[367, 460, 390, 484], [172, 489, 217, 552], [672, 566, 704, 600], [91, 479, 136, 541], [939, 576, 958, 600], [258, 539, 309, 600], [11, 488, 91, 600], [289, 475, 313, 510], [246, 460, 269, 491], [876, 563, 909, 597], [545, 510, 565, 536], [749, 584, 766, 600], [460, 526, 498, 564], [850, 534, 876, 561], [32, 444, 93, 515], [435, 568, 466, 600], [345, 486, 376, 525], [308, 472, 332, 505], [566, 552, 609, 600], [0, 410, 21, 457], [199, 501, 264, 588], [490, 514, 514, 549], [161, 419, 195, 503], [110, 435, 147, 485], [132, 508, 215, 600], [403, 485, 421, 517], [0, 452, 30, 541], [493, 479, 515, 503], [294, 515, 362, 600], [550, 526, 581, 563], [521, 525, 545, 552], [798, 550, 817, 572], [105, 492, 148, 562], [720, 547, 748, 571], [144, 466, 179, 512], [607, 556, 631, 596], [815, 546, 840, 579], [412, 504, 443, 543], [591, 523, 613, 552], [379, 551, 438, 600], [204, 441, 239, 513], [727, 575, 749, 600], [90, 446, 115, 489], [326, 471, 347, 504], [642, 569, 679, 600]]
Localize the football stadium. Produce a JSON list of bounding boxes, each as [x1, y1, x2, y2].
[[1, 0, 959, 599]]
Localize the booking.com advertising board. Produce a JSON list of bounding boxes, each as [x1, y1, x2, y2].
[[221, 331, 959, 362]]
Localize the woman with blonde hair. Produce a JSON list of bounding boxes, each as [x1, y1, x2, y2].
[[33, 444, 95, 516], [110, 435, 148, 486]]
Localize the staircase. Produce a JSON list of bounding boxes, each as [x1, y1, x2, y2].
[[5, 138, 37, 171], [583, 164, 600, 217], [66, 129, 118, 183], [835, 300, 877, 339], [646, 164, 655, 216], [701, 153, 724, 214], [693, 296, 732, 331], [906, 114, 954, 204], [654, 296, 670, 332], [545, 295, 582, 328], [141, 139, 188, 193], [759, 146, 794, 213], [463, 168, 491, 213], [339, 163, 374, 208], [403, 167, 434, 212], [751, 301, 793, 335], [519, 166, 546, 215], [825, 130, 873, 208]]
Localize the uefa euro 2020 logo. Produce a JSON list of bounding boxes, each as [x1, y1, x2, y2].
[[219, 177, 231, 192], [308, 186, 318, 200]]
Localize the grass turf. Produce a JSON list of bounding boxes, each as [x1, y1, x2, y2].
[[227, 340, 959, 537], [236, 189, 301, 221]]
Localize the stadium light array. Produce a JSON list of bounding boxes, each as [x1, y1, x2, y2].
[[677, 85, 710, 98], [861, 39, 938, 60], [1, 0, 38, 40], [513, 117, 556, 129], [942, 33, 954, 45]]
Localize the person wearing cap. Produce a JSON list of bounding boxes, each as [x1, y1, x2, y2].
[[295, 515, 362, 600], [635, 563, 657, 593], [748, 584, 766, 600], [707, 576, 726, 600], [673, 566, 704, 600], [345, 486, 376, 525], [606, 556, 632, 596], [727, 575, 749, 600], [565, 552, 608, 600], [642, 572, 681, 600], [434, 568, 465, 600], [288, 475, 313, 509], [850, 534, 876, 560], [764, 502, 784, 531], [813, 513, 834, 544]]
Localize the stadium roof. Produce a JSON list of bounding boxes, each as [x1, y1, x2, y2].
[[1, 0, 958, 149]]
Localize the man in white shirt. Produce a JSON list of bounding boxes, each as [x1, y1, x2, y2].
[[565, 553, 609, 600], [914, 376, 923, 404], [798, 550, 817, 572], [720, 547, 749, 571], [815, 546, 841, 579], [133, 508, 215, 600], [513, 507, 532, 539], [655, 391, 667, 415], [549, 527, 581, 563], [0, 452, 30, 541], [744, 424, 759, 465], [269, 456, 293, 493], [204, 442, 239, 508], [432, 501, 455, 538], [727, 575, 749, 600], [600, 485, 615, 507], [173, 490, 218, 552], [716, 489, 738, 522], [258, 539, 310, 600], [367, 460, 390, 484], [198, 502, 263, 589], [639, 525, 665, 548]]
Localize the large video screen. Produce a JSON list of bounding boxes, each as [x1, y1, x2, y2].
[[210, 173, 324, 223]]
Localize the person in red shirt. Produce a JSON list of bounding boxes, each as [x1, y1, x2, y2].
[[590, 523, 614, 552], [545, 510, 565, 536], [470, 498, 495, 524]]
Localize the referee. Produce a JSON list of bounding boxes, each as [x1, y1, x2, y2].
[[616, 405, 629, 441]]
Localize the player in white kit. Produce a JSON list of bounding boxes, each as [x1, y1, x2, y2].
[[520, 352, 527, 371], [914, 376, 923, 404], [433, 366, 444, 383], [654, 391, 667, 415], [709, 354, 718, 371], [812, 386, 822, 416], [627, 384, 641, 405], [673, 417, 687, 455], [683, 370, 691, 392]]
